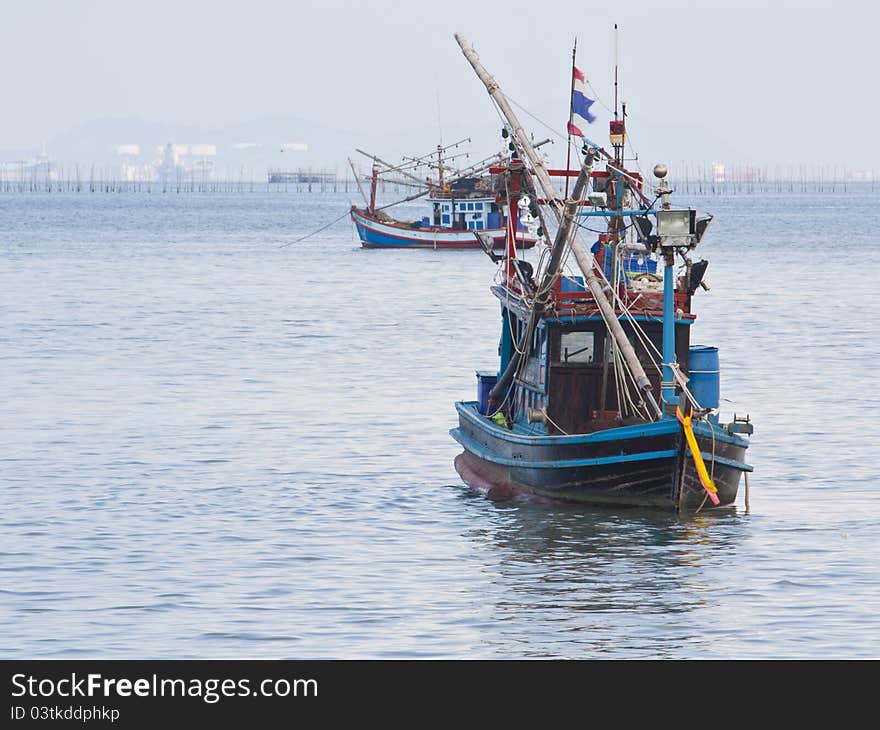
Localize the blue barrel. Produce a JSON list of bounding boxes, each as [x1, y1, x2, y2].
[[476, 371, 498, 414], [688, 346, 720, 409], [560, 276, 586, 293], [421, 216, 430, 227], [487, 211, 502, 229]]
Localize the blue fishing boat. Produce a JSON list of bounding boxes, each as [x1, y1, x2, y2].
[[449, 34, 753, 511], [349, 142, 538, 250]]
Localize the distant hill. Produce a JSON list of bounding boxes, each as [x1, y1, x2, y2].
[[0, 115, 507, 181], [0, 112, 744, 183]]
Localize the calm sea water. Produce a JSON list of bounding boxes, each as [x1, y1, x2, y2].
[[1, 188, 878, 659]]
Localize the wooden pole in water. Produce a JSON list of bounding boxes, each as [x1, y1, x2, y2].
[[744, 471, 750, 513]]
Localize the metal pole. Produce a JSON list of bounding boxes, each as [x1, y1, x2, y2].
[[613, 23, 619, 119], [659, 175, 676, 413], [661, 251, 676, 411]]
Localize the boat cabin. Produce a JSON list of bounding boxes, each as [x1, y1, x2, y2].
[[428, 196, 499, 231], [486, 290, 695, 436], [424, 175, 529, 232]]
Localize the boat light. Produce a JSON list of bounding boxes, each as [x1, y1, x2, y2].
[[588, 192, 607, 208], [656, 209, 699, 247], [633, 215, 653, 242], [694, 214, 714, 243]]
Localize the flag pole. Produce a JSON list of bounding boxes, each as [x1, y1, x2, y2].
[[564, 37, 577, 199]]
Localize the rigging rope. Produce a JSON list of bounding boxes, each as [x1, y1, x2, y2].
[[542, 409, 570, 436], [506, 95, 568, 142], [279, 209, 351, 249], [281, 186, 434, 249]]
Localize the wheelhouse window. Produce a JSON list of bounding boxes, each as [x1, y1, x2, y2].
[[532, 325, 546, 356], [522, 325, 547, 386], [560, 331, 595, 363]]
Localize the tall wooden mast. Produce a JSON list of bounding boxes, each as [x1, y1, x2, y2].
[[455, 32, 661, 419]]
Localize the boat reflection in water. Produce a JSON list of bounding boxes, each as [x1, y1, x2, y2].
[[456, 490, 748, 656]]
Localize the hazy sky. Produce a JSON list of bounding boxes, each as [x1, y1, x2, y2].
[[2, 0, 877, 168]]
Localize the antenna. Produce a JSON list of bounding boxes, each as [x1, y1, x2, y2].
[[613, 23, 619, 120], [435, 73, 443, 147]]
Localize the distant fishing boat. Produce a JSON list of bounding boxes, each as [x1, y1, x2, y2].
[[349, 141, 538, 250], [449, 34, 754, 511]]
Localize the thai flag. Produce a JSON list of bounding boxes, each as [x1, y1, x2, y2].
[[567, 66, 596, 137]]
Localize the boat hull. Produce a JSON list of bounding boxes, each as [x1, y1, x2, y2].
[[351, 207, 537, 250], [451, 401, 751, 510]]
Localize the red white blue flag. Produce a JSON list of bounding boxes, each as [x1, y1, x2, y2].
[[567, 66, 596, 136]]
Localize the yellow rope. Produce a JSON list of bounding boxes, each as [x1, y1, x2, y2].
[[676, 406, 719, 505]]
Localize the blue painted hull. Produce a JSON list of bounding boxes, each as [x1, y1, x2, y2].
[[451, 401, 752, 509], [350, 207, 537, 249]]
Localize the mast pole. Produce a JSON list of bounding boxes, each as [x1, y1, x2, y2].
[[504, 157, 524, 279], [456, 32, 660, 418], [368, 164, 379, 214], [437, 145, 445, 189], [565, 38, 577, 199]]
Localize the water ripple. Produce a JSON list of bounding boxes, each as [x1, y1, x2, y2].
[[1, 191, 878, 658]]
